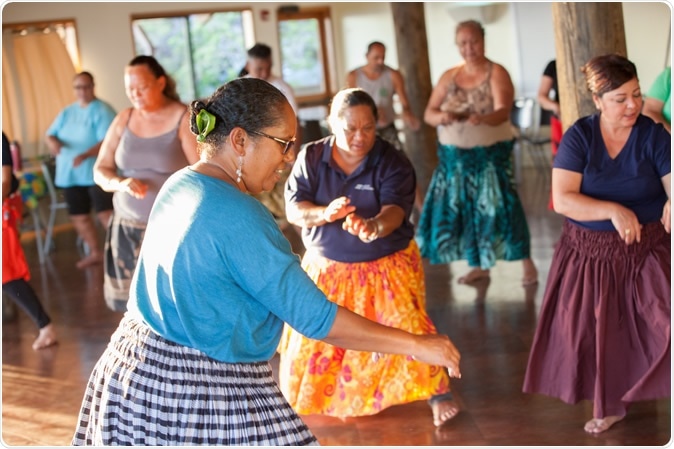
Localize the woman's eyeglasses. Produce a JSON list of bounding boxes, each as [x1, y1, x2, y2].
[[248, 129, 296, 155]]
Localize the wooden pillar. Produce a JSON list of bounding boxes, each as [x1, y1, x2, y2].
[[552, 3, 627, 130], [390, 3, 437, 199]]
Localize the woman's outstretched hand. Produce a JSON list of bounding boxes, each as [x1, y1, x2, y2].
[[412, 334, 461, 378], [326, 307, 461, 378]]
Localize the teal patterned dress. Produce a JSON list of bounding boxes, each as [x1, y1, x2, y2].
[[416, 140, 531, 269]]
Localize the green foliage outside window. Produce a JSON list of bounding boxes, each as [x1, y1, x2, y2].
[[132, 11, 248, 102], [279, 18, 324, 96]]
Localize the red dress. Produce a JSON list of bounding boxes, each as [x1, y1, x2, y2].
[[2, 194, 30, 284]]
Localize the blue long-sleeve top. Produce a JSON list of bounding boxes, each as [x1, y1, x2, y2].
[[126, 167, 338, 363]]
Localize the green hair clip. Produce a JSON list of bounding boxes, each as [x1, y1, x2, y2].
[[196, 109, 216, 142]]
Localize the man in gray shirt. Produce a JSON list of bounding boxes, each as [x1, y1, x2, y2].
[[346, 41, 420, 151]]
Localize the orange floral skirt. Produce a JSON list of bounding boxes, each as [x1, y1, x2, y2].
[[278, 240, 450, 418]]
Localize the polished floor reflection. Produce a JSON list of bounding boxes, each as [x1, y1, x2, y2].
[[2, 168, 670, 446]]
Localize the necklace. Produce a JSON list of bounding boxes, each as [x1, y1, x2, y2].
[[202, 160, 239, 188]]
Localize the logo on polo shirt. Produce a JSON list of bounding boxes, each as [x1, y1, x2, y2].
[[354, 184, 374, 191]]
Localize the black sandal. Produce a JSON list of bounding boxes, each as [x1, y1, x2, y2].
[[428, 391, 459, 426], [428, 391, 454, 406]]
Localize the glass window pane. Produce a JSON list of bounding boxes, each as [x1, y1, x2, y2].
[[278, 18, 325, 97], [132, 17, 194, 101], [189, 12, 247, 100]]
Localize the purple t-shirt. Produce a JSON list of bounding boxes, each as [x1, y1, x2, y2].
[[286, 136, 416, 263], [554, 113, 670, 231]]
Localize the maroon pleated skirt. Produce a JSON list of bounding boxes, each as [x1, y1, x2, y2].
[[523, 220, 670, 418]]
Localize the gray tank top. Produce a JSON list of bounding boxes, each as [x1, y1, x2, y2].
[[355, 67, 396, 128], [113, 110, 189, 222]]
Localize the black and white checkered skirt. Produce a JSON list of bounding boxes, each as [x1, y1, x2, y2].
[[71, 315, 318, 446]]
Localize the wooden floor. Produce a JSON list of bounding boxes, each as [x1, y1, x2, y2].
[[2, 167, 670, 446]]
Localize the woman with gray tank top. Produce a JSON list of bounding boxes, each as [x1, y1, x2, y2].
[[93, 55, 198, 312]]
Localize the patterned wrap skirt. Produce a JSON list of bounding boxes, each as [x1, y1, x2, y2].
[[416, 140, 531, 269], [277, 240, 450, 418], [523, 220, 671, 418], [103, 213, 146, 312], [71, 315, 318, 446]]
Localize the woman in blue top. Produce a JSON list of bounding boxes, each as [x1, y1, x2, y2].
[[45, 71, 116, 269], [71, 78, 461, 446], [523, 54, 670, 434]]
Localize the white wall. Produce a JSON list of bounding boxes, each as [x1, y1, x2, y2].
[[332, 2, 521, 92], [623, 1, 671, 90], [507, 1, 672, 95], [2, 1, 671, 114], [331, 2, 671, 98], [425, 2, 671, 96], [331, 2, 396, 80], [509, 2, 556, 97]]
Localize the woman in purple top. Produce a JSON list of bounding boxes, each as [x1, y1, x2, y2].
[[523, 54, 670, 434], [279, 88, 459, 428]]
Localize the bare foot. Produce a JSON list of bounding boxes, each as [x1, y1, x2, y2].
[[428, 393, 460, 427], [32, 324, 57, 350], [76, 252, 103, 269], [457, 268, 490, 284], [522, 259, 538, 286], [584, 415, 624, 433]]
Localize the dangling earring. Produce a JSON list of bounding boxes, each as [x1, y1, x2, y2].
[[236, 156, 243, 183]]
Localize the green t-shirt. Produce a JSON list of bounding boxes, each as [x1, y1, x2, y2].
[[647, 66, 671, 125]]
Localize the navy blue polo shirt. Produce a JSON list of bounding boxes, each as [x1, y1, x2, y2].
[[286, 136, 417, 263]]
